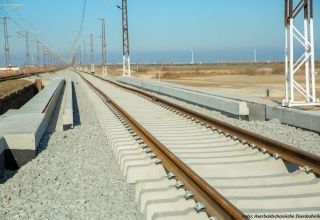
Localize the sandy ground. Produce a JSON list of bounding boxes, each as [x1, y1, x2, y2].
[[90, 62, 320, 103], [161, 74, 320, 102], [0, 80, 33, 98]]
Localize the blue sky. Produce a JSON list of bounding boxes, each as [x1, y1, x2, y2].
[[1, 0, 320, 65]]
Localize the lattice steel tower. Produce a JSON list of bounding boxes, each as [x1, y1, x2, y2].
[[283, 0, 319, 107], [120, 0, 131, 76]]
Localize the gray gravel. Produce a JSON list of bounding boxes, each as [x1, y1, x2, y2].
[[0, 80, 143, 219], [151, 92, 320, 156]]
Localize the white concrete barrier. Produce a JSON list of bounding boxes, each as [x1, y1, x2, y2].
[[0, 78, 65, 168], [0, 135, 6, 176], [135, 79, 278, 121], [118, 77, 320, 133], [118, 77, 249, 119], [63, 80, 74, 130], [267, 106, 320, 133]]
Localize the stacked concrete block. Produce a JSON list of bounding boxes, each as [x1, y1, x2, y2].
[[0, 78, 65, 169]]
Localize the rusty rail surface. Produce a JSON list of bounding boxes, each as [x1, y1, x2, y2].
[[79, 73, 247, 220], [88, 73, 320, 175]]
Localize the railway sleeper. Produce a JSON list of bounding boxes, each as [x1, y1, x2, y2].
[[80, 76, 209, 220]]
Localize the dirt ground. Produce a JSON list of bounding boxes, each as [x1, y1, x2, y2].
[[92, 62, 320, 103], [0, 80, 33, 98], [0, 66, 64, 79]]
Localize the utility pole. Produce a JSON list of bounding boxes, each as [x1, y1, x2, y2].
[[78, 45, 82, 71], [83, 40, 87, 72], [117, 0, 131, 76], [99, 18, 107, 76], [48, 50, 52, 67], [43, 45, 46, 67], [17, 31, 30, 66], [37, 40, 40, 66], [25, 31, 30, 66], [50, 50, 54, 70], [191, 50, 194, 64], [254, 49, 257, 63], [2, 17, 11, 67], [0, 4, 22, 67], [90, 32, 95, 73], [283, 0, 319, 107]]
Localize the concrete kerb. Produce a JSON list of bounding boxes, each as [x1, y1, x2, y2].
[[143, 78, 277, 121], [118, 77, 269, 121], [0, 135, 6, 176], [62, 79, 74, 130], [0, 78, 65, 169], [118, 77, 249, 119], [118, 77, 320, 133], [266, 106, 320, 133]]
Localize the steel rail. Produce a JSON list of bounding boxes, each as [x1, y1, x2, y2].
[[0, 67, 68, 82], [0, 73, 30, 82], [79, 73, 247, 220], [88, 73, 320, 175]]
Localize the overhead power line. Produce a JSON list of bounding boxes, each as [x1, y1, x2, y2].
[[70, 0, 87, 63], [0, 2, 66, 65]]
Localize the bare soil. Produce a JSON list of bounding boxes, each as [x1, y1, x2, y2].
[[92, 62, 320, 102], [0, 66, 63, 79], [0, 80, 33, 98]]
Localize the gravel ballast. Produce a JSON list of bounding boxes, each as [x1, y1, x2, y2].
[[147, 91, 320, 156], [0, 78, 143, 219]]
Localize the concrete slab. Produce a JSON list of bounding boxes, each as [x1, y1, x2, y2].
[[0, 113, 45, 168], [218, 181, 320, 198], [144, 197, 200, 220], [119, 152, 148, 170], [266, 105, 320, 133], [232, 195, 320, 210], [20, 78, 64, 113], [204, 171, 316, 187], [154, 210, 209, 220], [181, 152, 269, 164], [0, 113, 45, 149], [118, 77, 320, 133], [126, 161, 167, 184], [135, 177, 175, 202], [63, 79, 74, 130], [0, 135, 6, 176], [0, 78, 65, 168], [191, 158, 288, 178], [130, 77, 277, 121], [140, 186, 185, 212], [118, 77, 250, 119]]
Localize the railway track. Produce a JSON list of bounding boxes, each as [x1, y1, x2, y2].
[[79, 72, 320, 219], [0, 67, 67, 82], [0, 73, 30, 82]]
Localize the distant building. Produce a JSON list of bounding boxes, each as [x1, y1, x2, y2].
[[0, 66, 20, 71]]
